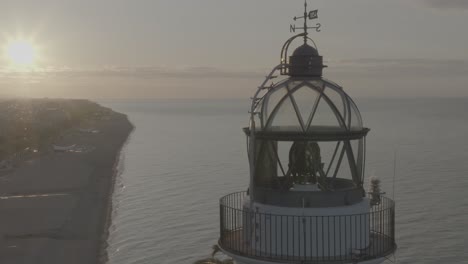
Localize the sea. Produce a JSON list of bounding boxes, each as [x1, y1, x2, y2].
[[99, 98, 468, 264]]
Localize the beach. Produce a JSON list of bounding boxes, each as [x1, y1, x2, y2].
[[0, 100, 133, 264]]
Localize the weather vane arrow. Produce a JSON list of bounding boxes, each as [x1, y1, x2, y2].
[[290, 0, 322, 42]]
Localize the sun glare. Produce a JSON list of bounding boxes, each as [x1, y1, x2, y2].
[[4, 39, 37, 67]]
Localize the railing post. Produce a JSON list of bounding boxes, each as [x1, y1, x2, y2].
[[220, 203, 224, 245]]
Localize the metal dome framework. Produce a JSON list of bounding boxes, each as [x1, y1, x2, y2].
[[245, 60, 370, 205], [257, 78, 364, 133]]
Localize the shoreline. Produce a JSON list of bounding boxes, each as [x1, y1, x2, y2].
[[98, 120, 135, 264], [0, 101, 134, 264]]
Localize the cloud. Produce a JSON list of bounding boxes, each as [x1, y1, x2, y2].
[[2, 58, 468, 85], [322, 58, 468, 98], [424, 0, 468, 9], [0, 65, 264, 80], [2, 58, 468, 99], [327, 58, 468, 77]]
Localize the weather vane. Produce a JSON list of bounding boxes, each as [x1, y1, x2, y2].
[[290, 0, 321, 43]]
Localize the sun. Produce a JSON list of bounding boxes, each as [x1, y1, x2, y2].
[[4, 39, 37, 66]]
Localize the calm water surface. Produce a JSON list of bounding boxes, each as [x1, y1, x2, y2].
[[101, 98, 468, 264]]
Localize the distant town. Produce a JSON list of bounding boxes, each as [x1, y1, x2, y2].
[[0, 98, 133, 263], [0, 99, 112, 171]]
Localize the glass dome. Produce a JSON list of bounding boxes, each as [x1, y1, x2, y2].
[[245, 75, 369, 207], [255, 78, 363, 134], [244, 33, 370, 207]]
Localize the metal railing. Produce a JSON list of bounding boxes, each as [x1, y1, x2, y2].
[[219, 191, 396, 263]]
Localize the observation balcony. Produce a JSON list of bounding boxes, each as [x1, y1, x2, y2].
[[219, 192, 396, 263]]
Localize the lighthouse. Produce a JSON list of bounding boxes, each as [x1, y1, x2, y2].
[[218, 2, 396, 264]]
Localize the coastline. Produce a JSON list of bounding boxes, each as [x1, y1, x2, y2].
[[98, 118, 134, 264], [0, 101, 133, 264]]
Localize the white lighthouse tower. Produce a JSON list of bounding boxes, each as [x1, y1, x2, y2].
[[218, 2, 396, 264]]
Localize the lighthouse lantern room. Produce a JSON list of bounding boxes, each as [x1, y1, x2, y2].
[[218, 2, 396, 264]]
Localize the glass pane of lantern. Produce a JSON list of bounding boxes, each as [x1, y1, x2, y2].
[[266, 93, 302, 132], [349, 99, 363, 131], [323, 85, 346, 123], [254, 140, 278, 187], [350, 139, 365, 182], [321, 141, 344, 177], [291, 85, 321, 131], [315, 141, 340, 177], [332, 144, 355, 183], [308, 95, 343, 130], [262, 86, 288, 129], [251, 101, 262, 130], [276, 141, 293, 177], [307, 79, 324, 92]]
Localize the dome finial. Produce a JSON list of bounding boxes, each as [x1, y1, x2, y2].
[[290, 0, 322, 39], [303, 0, 308, 44]]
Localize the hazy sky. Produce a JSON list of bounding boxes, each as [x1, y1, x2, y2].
[[0, 0, 467, 99]]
